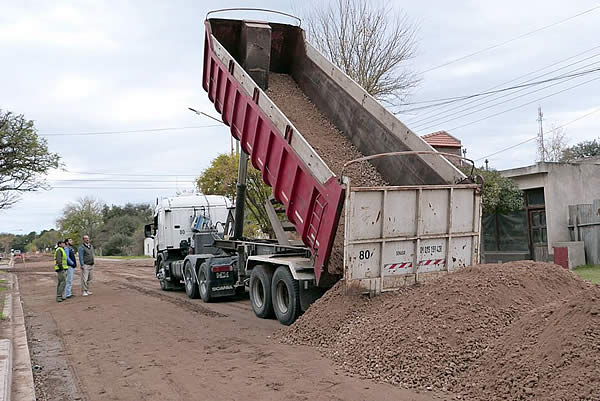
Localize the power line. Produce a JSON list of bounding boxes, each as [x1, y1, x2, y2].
[[420, 4, 600, 74], [50, 179, 195, 183], [402, 58, 600, 108], [401, 64, 600, 114], [412, 62, 600, 130], [65, 170, 198, 177], [475, 106, 600, 161], [38, 124, 224, 137], [403, 45, 600, 126], [413, 64, 600, 132], [50, 186, 195, 190], [447, 75, 600, 132], [475, 137, 538, 162]]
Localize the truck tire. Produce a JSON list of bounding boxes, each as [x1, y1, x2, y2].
[[157, 256, 172, 291], [271, 266, 301, 326], [184, 261, 200, 299], [198, 262, 212, 303], [249, 265, 274, 319]]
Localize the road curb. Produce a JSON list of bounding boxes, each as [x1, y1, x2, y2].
[[7, 275, 35, 401], [2, 293, 12, 323], [0, 339, 12, 401]]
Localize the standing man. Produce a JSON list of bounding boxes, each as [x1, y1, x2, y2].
[[78, 235, 95, 296], [54, 240, 68, 302], [64, 238, 77, 299]]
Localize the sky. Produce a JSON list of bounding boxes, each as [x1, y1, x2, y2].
[[1, 0, 599, 234]]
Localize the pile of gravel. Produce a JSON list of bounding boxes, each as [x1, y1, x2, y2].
[[266, 73, 387, 274], [277, 262, 596, 400]]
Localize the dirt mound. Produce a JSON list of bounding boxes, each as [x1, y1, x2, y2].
[[22, 254, 53, 263], [458, 286, 600, 401], [278, 262, 595, 399], [266, 73, 387, 274]]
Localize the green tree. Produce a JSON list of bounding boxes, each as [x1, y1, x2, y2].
[[0, 234, 15, 254], [0, 110, 61, 209], [34, 229, 61, 252], [196, 153, 272, 236], [10, 231, 38, 251], [96, 203, 152, 255], [561, 137, 600, 161], [464, 167, 524, 215], [103, 233, 131, 256], [57, 197, 104, 241]]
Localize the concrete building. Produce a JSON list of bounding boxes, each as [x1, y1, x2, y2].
[[501, 161, 600, 261], [422, 131, 463, 166]]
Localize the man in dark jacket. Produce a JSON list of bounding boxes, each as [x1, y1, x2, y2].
[[64, 238, 77, 299], [78, 235, 95, 296]]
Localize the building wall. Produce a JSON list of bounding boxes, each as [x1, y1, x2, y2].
[[432, 146, 462, 166], [506, 163, 600, 256], [544, 164, 600, 250]]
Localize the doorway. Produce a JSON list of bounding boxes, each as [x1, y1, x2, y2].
[[525, 188, 547, 261]]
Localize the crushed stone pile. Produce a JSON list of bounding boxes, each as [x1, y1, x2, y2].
[[458, 285, 600, 401], [277, 262, 597, 400], [266, 73, 387, 274]]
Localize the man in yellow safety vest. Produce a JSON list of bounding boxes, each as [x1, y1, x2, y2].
[[54, 240, 68, 302]]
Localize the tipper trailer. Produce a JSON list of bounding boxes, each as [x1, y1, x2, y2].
[[146, 9, 482, 325]]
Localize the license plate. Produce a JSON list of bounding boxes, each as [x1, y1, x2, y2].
[[215, 272, 229, 279]]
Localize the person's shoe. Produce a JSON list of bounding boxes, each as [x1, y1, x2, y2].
[[87, 291, 93, 295], [82, 291, 89, 297], [56, 298, 64, 302], [65, 295, 72, 299]]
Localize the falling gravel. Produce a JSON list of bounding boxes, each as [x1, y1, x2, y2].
[[277, 261, 598, 400], [266, 73, 387, 274]]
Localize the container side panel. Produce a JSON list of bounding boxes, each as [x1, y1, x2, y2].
[[383, 191, 417, 237], [448, 237, 473, 271], [347, 191, 383, 241], [420, 190, 449, 235], [345, 242, 382, 280], [382, 241, 415, 276], [344, 185, 481, 294], [452, 189, 476, 233]]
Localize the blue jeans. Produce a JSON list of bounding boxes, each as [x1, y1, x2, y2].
[[64, 266, 75, 297]]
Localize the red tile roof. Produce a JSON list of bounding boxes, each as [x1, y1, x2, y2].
[[422, 131, 462, 148]]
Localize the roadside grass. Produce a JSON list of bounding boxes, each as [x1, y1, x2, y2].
[[574, 264, 600, 284], [0, 276, 8, 320], [101, 255, 152, 260]]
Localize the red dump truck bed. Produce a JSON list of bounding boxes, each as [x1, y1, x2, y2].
[[202, 16, 471, 287]]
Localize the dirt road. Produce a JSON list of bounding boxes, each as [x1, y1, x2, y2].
[[15, 258, 446, 401]]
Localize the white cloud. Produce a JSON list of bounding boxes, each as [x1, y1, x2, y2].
[[0, 3, 119, 50]]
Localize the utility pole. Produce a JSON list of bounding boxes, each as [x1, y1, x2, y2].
[[538, 106, 545, 162]]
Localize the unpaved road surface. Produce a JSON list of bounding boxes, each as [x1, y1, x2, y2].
[[15, 258, 445, 401]]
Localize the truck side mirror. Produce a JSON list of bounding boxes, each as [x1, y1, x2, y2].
[[144, 224, 154, 238]]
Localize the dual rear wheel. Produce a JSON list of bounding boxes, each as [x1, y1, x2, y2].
[[249, 265, 301, 326]]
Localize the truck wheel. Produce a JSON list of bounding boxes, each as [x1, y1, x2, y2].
[[198, 263, 212, 303], [271, 266, 301, 326], [184, 261, 200, 299], [249, 265, 274, 319], [157, 257, 172, 291]]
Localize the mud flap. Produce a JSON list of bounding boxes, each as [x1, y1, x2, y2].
[[299, 281, 325, 312]]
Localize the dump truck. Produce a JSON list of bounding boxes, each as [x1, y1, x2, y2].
[[146, 9, 482, 326]]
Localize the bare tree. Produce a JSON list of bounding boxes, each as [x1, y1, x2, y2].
[[537, 124, 568, 162], [302, 0, 419, 105]]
